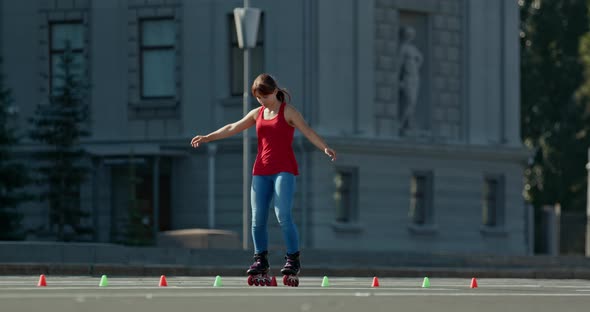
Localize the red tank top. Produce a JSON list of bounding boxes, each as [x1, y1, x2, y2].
[[252, 103, 299, 176]]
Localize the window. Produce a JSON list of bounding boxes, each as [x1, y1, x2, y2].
[[140, 18, 176, 99], [482, 175, 505, 227], [333, 168, 358, 223], [49, 22, 84, 94], [127, 5, 181, 119], [229, 13, 264, 96], [409, 171, 433, 225]]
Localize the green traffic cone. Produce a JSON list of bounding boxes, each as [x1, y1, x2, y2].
[[213, 275, 222, 287], [422, 277, 430, 288], [99, 275, 108, 287], [321, 276, 330, 287]]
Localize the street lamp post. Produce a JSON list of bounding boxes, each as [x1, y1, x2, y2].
[[233, 2, 261, 250]]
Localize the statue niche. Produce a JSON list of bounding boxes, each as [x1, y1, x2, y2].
[[397, 26, 423, 135]]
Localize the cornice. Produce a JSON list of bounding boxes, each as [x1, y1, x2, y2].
[[13, 136, 531, 163]]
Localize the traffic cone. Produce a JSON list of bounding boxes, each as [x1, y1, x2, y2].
[[270, 276, 277, 287], [321, 276, 330, 287], [371, 276, 380, 287], [470, 277, 478, 288], [159, 275, 168, 287], [421, 277, 430, 288], [213, 275, 222, 287], [99, 275, 108, 287], [37, 274, 47, 287]]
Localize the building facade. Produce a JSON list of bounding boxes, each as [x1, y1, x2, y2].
[[0, 0, 530, 254]]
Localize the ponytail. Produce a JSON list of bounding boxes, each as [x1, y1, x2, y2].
[[276, 88, 292, 103]]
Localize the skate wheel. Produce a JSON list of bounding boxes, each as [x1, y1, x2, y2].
[[254, 278, 260, 286], [247, 275, 254, 286], [264, 278, 271, 286], [282, 275, 299, 287]]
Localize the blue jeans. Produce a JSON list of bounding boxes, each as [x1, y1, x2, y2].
[[251, 172, 299, 254]]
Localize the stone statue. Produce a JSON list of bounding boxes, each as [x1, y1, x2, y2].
[[398, 26, 423, 133]]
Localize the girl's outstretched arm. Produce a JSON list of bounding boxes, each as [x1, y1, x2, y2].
[[191, 107, 260, 148], [285, 105, 336, 161]]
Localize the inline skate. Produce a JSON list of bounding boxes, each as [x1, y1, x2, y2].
[[280, 251, 300, 287], [246, 251, 272, 286]]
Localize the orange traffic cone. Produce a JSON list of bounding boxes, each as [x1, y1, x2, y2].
[[470, 277, 478, 288], [37, 274, 47, 287], [371, 276, 380, 287], [270, 276, 278, 287], [159, 275, 168, 287]]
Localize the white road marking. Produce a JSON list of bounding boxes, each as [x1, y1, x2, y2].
[[374, 292, 590, 297], [0, 291, 588, 300], [0, 286, 458, 291]]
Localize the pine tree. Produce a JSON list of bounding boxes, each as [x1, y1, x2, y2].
[[29, 42, 92, 241], [0, 59, 29, 240]]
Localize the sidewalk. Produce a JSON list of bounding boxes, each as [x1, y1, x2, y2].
[[1, 242, 589, 279]]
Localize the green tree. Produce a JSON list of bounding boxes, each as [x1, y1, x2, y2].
[[520, 0, 590, 211], [577, 5, 590, 135], [29, 42, 92, 241], [0, 59, 29, 240]]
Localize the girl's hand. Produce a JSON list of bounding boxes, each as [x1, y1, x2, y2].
[[191, 135, 208, 148], [324, 147, 337, 161]]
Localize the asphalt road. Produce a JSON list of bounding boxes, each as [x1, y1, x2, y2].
[[0, 276, 589, 312]]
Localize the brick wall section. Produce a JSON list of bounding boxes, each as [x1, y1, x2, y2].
[[374, 0, 463, 141], [374, 0, 399, 135], [431, 0, 462, 141]]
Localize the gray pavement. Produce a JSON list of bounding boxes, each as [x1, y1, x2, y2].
[[0, 276, 590, 312]]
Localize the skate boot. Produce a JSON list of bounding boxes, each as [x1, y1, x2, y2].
[[246, 251, 272, 286], [280, 251, 300, 287]]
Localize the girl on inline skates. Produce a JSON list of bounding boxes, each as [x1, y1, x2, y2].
[[190, 73, 336, 287]]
